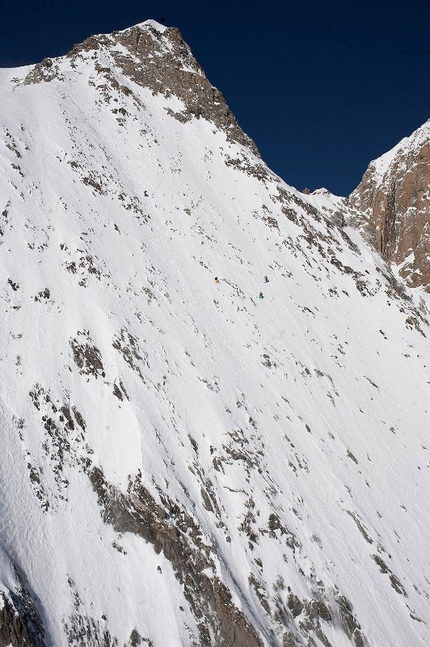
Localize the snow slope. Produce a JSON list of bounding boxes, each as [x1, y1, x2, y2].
[[0, 20, 429, 647]]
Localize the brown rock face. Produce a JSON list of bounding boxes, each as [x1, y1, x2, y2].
[[349, 121, 430, 290]]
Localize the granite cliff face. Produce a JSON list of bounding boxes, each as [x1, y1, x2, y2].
[[349, 120, 430, 290]]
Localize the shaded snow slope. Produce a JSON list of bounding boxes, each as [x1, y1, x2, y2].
[[1, 20, 430, 647]]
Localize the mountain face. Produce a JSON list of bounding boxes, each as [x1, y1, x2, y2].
[[1, 20, 430, 647], [348, 120, 430, 290]]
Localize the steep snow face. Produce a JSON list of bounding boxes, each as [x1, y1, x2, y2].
[[349, 119, 430, 291], [1, 21, 430, 647]]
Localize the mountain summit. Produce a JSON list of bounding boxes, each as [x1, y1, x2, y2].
[[23, 20, 258, 157], [0, 20, 429, 647]]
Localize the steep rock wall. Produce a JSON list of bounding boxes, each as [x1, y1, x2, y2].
[[349, 122, 430, 289]]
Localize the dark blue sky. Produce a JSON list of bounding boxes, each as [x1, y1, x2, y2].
[[1, 0, 429, 195]]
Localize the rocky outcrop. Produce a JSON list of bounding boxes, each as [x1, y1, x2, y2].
[[0, 580, 45, 647], [89, 467, 264, 647], [3, 17, 430, 647], [33, 22, 259, 157], [349, 120, 430, 290]]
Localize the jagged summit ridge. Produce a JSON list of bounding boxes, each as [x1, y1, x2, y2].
[[365, 118, 430, 184], [0, 19, 430, 647], [21, 20, 259, 157]]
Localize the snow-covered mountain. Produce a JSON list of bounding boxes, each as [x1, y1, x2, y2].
[[348, 120, 430, 290], [1, 20, 430, 647]]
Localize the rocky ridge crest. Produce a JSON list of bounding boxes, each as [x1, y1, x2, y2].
[[348, 120, 430, 290], [23, 21, 259, 158]]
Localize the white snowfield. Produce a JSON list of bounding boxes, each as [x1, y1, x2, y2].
[[0, 20, 429, 647]]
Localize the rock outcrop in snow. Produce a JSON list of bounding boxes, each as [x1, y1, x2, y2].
[[0, 20, 430, 647]]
